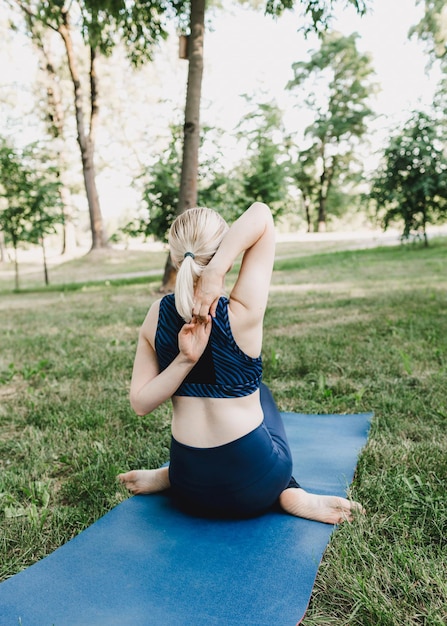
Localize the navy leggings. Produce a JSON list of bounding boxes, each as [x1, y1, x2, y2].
[[168, 384, 299, 518]]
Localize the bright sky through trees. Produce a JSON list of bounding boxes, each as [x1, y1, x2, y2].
[[203, 0, 440, 149], [0, 0, 441, 222]]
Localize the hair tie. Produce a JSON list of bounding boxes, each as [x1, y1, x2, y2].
[[184, 251, 195, 260]]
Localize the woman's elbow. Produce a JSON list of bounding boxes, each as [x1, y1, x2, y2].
[[251, 202, 274, 225], [129, 392, 147, 417]]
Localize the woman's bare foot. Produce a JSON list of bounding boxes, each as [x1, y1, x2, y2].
[[279, 487, 364, 525], [118, 467, 170, 495]]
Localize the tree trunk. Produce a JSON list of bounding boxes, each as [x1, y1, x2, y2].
[[13, 244, 19, 291], [160, 0, 206, 292], [317, 141, 327, 232], [41, 237, 49, 285], [422, 211, 429, 247], [178, 0, 205, 215], [58, 11, 107, 250], [160, 252, 178, 293], [37, 31, 75, 255], [317, 148, 336, 233], [317, 171, 327, 233], [302, 193, 313, 232], [58, 183, 72, 254]]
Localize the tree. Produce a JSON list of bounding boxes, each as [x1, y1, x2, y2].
[[410, 1, 447, 118], [158, 0, 370, 289], [0, 140, 62, 289], [287, 144, 319, 232], [177, 0, 205, 215], [9, 0, 105, 249], [7, 0, 179, 250], [175, 0, 370, 217], [410, 0, 447, 67], [286, 31, 376, 231], [0, 142, 31, 290], [370, 110, 447, 245], [233, 101, 289, 218], [160, 0, 205, 289], [123, 126, 183, 244], [266, 0, 369, 34], [122, 123, 238, 244], [24, 17, 74, 254]]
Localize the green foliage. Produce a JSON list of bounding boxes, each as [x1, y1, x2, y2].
[[26, 0, 184, 64], [197, 170, 245, 223], [129, 126, 183, 242], [410, 0, 447, 65], [370, 110, 447, 243], [287, 31, 376, 229], [123, 124, 242, 243], [9, 0, 188, 251], [230, 100, 290, 219], [124, 106, 292, 244], [264, 0, 369, 35], [285, 143, 319, 230], [0, 143, 32, 250], [0, 140, 63, 288], [290, 32, 375, 140]]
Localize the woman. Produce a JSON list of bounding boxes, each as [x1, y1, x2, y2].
[[119, 202, 362, 523]]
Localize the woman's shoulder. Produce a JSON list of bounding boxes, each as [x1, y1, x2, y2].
[[148, 297, 163, 317], [141, 295, 179, 347], [141, 298, 162, 337], [158, 293, 175, 306], [150, 294, 185, 335], [149, 294, 176, 318]]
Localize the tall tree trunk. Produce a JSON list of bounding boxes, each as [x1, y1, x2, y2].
[[38, 32, 74, 255], [58, 10, 107, 250], [160, 0, 205, 291], [178, 0, 205, 214], [14, 6, 77, 255]]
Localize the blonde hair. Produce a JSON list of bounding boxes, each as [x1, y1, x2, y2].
[[168, 207, 229, 321]]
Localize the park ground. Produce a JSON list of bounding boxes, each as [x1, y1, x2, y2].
[[0, 227, 446, 625]]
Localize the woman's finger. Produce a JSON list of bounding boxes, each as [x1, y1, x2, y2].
[[209, 297, 220, 318]]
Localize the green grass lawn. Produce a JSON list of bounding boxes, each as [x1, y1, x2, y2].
[[1, 240, 446, 625]]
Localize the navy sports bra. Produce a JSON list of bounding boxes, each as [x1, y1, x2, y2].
[[155, 294, 262, 398]]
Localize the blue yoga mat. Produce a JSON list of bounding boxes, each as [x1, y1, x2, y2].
[[0, 412, 372, 626]]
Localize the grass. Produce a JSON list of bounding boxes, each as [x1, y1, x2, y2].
[[0, 246, 167, 293], [0, 236, 403, 293], [1, 238, 446, 625]]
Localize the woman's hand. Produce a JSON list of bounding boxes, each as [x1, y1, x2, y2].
[[193, 267, 225, 321], [178, 315, 212, 364]]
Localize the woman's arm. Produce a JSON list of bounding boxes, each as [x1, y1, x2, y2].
[[130, 300, 212, 416], [193, 202, 275, 322]]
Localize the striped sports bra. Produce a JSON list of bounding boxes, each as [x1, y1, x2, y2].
[[155, 294, 262, 398]]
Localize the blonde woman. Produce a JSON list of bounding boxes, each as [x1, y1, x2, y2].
[[119, 202, 362, 523]]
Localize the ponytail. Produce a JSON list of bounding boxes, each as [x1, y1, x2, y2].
[[168, 208, 229, 321], [174, 253, 198, 322]]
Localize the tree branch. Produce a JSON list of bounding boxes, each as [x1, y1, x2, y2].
[[9, 0, 60, 34]]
